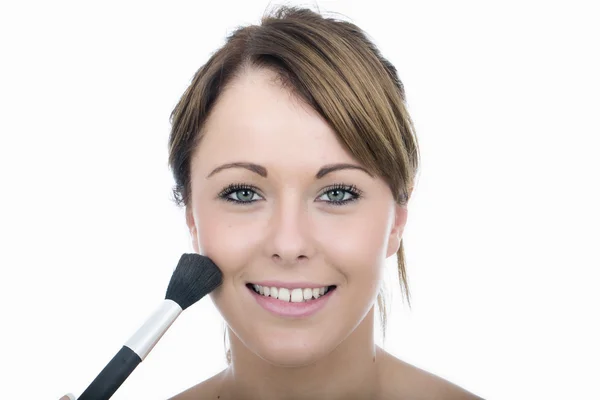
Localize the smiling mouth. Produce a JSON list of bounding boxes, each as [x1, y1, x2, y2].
[[246, 283, 337, 302]]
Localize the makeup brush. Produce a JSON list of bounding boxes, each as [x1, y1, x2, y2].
[[77, 253, 223, 400]]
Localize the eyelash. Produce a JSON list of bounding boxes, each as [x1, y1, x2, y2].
[[217, 183, 363, 206]]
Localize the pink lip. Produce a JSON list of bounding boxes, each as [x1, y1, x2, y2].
[[247, 285, 337, 318], [250, 281, 333, 289]]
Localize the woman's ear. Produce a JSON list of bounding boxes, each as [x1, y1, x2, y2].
[[185, 207, 200, 254], [386, 203, 408, 258]]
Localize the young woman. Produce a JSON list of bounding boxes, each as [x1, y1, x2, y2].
[[164, 6, 482, 400]]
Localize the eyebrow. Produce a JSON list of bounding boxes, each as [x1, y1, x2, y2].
[[206, 162, 374, 179]]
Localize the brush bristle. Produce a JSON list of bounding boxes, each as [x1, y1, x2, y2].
[[165, 253, 223, 310]]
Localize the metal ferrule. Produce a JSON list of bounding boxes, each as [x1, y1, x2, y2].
[[124, 299, 183, 360]]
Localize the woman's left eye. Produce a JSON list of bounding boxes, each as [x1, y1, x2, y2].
[[317, 185, 362, 205], [217, 183, 362, 206]]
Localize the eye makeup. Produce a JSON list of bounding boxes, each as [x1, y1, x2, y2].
[[217, 182, 363, 206]]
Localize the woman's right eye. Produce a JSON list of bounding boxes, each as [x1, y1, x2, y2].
[[218, 184, 262, 205]]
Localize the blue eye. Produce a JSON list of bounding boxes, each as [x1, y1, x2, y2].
[[218, 183, 262, 205], [217, 183, 362, 206], [317, 183, 362, 205]]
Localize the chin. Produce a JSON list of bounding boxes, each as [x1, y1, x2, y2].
[[256, 339, 329, 368], [234, 322, 337, 367]]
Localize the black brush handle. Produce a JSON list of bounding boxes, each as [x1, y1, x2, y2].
[[78, 345, 141, 400]]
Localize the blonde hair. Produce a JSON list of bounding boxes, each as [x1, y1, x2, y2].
[[168, 5, 420, 364]]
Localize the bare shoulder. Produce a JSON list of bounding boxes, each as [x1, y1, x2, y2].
[[167, 368, 228, 400], [379, 350, 484, 400]]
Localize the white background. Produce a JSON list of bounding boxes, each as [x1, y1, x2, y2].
[[1, 1, 598, 399]]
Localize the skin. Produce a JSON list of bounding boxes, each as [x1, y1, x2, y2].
[[170, 67, 482, 400]]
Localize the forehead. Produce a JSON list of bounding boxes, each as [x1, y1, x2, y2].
[[195, 68, 357, 172]]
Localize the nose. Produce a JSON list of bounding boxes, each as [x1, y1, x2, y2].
[[263, 195, 315, 267]]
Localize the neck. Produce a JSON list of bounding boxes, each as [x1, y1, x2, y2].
[[221, 307, 383, 400]]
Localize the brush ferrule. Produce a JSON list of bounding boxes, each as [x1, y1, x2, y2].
[[124, 299, 183, 360]]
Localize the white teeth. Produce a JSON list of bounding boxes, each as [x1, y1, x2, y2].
[[252, 284, 333, 302], [278, 288, 291, 302], [291, 288, 303, 303], [303, 288, 313, 300]]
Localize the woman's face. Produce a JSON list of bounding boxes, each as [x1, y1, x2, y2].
[[186, 68, 407, 367]]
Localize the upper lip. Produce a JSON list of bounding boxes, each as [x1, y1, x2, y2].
[[249, 281, 335, 289]]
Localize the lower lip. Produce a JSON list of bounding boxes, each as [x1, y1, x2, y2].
[[248, 285, 336, 318]]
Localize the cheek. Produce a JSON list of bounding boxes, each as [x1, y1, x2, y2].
[[194, 203, 263, 269], [314, 207, 390, 278]]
